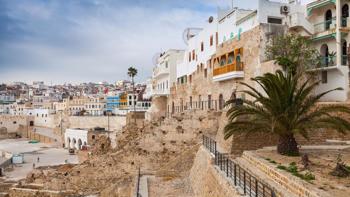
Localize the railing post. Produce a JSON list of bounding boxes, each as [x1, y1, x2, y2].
[[244, 171, 246, 194], [226, 158, 229, 177], [255, 179, 258, 197], [263, 185, 265, 197], [250, 175, 252, 196], [234, 163, 237, 186], [214, 141, 217, 153]]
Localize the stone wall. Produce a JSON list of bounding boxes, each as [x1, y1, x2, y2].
[[9, 187, 74, 197], [146, 96, 167, 121], [189, 146, 240, 197], [0, 115, 34, 134]]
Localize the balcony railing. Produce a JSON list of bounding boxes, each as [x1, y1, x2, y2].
[[315, 55, 348, 68], [314, 17, 336, 34], [213, 62, 244, 77], [318, 56, 336, 68], [342, 55, 348, 66]]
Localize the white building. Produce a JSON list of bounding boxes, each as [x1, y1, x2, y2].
[[84, 97, 106, 116], [303, 0, 350, 101], [64, 128, 88, 150], [152, 50, 184, 96]]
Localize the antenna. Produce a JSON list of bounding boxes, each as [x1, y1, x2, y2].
[[231, 0, 234, 9]]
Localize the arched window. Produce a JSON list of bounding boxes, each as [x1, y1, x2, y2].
[[342, 40, 348, 65], [320, 44, 330, 66], [343, 4, 349, 27], [220, 55, 226, 66], [236, 55, 242, 70], [228, 52, 234, 64], [325, 10, 333, 30]]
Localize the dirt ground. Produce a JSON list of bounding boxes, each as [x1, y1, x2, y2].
[[255, 147, 350, 197]]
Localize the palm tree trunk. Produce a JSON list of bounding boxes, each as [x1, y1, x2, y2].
[[277, 133, 299, 156], [132, 77, 136, 124]]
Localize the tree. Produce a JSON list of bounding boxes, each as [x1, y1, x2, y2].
[[265, 34, 319, 76], [224, 34, 350, 156], [224, 71, 350, 156], [128, 67, 138, 123]]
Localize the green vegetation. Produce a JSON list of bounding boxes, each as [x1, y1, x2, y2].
[[224, 34, 350, 156], [277, 162, 315, 182], [265, 158, 278, 164]]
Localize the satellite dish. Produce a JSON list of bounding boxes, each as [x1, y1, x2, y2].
[[152, 52, 161, 66], [208, 16, 214, 23], [182, 28, 203, 45]]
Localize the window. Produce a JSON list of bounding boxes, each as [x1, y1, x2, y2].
[[165, 61, 168, 68], [201, 42, 204, 52], [189, 52, 191, 62], [267, 17, 282, 24], [13, 121, 16, 124], [210, 35, 213, 46], [192, 50, 195, 60], [215, 32, 218, 45], [321, 71, 328, 83], [228, 52, 234, 64], [204, 68, 208, 78]]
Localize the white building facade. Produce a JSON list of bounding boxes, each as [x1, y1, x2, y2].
[[64, 128, 88, 150]]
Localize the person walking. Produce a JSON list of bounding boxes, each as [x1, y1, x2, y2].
[[37, 157, 40, 163]]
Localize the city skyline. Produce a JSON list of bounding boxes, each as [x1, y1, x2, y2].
[[0, 0, 311, 84]]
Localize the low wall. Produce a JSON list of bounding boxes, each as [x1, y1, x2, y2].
[[189, 146, 240, 197], [9, 187, 74, 197], [242, 151, 330, 197]]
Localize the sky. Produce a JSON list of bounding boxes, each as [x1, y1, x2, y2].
[[0, 0, 312, 84]]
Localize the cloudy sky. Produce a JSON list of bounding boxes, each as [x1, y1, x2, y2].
[[0, 0, 312, 84]]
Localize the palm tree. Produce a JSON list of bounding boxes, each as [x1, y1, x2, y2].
[[224, 70, 350, 156], [128, 67, 138, 123]]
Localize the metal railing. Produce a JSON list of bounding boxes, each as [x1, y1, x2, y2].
[[203, 135, 217, 154], [135, 167, 142, 197], [203, 135, 276, 197], [314, 17, 336, 34], [318, 56, 336, 68]]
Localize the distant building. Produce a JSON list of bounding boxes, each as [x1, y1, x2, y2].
[[64, 127, 109, 150]]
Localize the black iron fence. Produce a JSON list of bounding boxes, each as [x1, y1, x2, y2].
[[202, 135, 217, 154], [202, 135, 276, 197], [135, 167, 142, 197]]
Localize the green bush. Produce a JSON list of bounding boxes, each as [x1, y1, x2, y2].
[[276, 163, 315, 182]]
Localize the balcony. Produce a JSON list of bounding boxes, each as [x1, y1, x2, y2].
[[312, 17, 336, 41], [153, 66, 170, 79], [213, 62, 244, 82], [312, 17, 350, 41], [152, 89, 170, 96], [307, 0, 335, 16], [309, 55, 348, 71], [289, 12, 314, 35]]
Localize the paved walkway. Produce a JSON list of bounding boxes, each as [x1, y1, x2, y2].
[[0, 139, 78, 181]]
